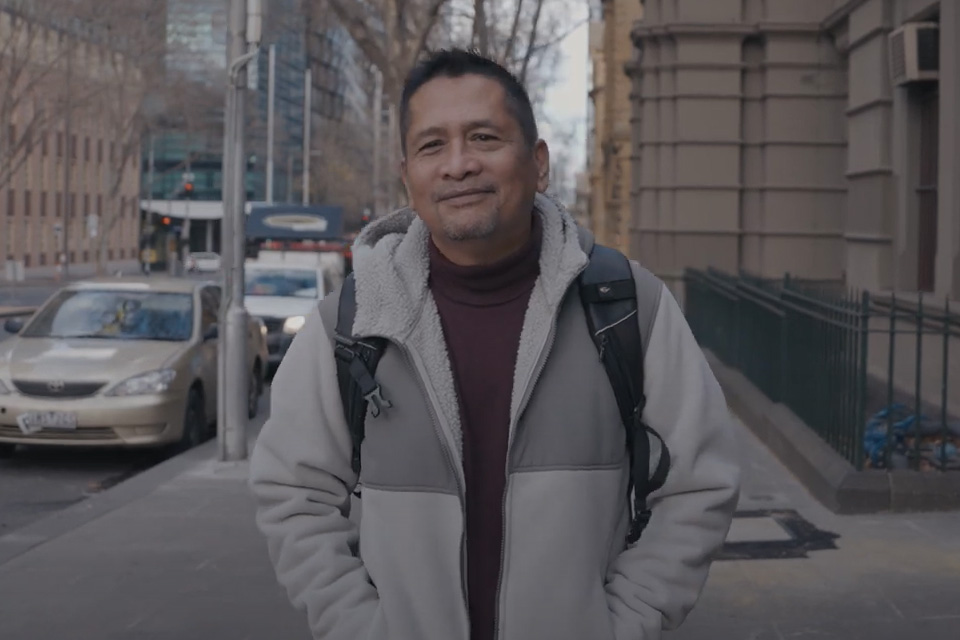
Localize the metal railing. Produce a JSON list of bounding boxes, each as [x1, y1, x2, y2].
[[684, 269, 958, 472]]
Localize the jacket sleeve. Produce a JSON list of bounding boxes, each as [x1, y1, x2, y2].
[[249, 306, 380, 639], [605, 278, 742, 640]]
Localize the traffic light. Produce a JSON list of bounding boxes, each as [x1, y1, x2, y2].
[[161, 216, 172, 226], [182, 182, 194, 199]]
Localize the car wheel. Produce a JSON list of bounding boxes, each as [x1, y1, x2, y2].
[[177, 388, 206, 452], [247, 365, 262, 419], [0, 443, 16, 459]]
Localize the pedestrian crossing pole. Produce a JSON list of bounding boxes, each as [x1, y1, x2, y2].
[[219, 0, 262, 462]]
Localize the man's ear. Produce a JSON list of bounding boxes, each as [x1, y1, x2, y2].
[[534, 140, 550, 193]]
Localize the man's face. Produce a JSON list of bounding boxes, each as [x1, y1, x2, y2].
[[401, 74, 549, 248]]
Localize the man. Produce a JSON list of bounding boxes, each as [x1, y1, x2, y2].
[[250, 49, 740, 640]]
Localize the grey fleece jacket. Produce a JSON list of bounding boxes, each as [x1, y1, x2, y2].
[[249, 193, 741, 640]]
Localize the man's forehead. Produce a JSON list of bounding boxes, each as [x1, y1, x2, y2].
[[407, 76, 511, 132], [409, 75, 507, 112]]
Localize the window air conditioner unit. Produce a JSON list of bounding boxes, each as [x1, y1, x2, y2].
[[888, 22, 939, 86]]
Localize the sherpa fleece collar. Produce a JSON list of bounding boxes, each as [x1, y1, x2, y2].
[[350, 192, 592, 342]]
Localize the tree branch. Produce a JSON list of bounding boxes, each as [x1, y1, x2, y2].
[[501, 0, 525, 65], [472, 0, 489, 55], [518, 0, 545, 84]]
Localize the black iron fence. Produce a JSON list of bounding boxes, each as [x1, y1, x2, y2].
[[684, 269, 959, 472]]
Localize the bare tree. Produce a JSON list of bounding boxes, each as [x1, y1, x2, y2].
[[321, 0, 447, 106], [0, 0, 86, 193], [79, 0, 166, 274]]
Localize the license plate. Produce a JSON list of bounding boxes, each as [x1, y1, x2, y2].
[[16, 411, 79, 434]]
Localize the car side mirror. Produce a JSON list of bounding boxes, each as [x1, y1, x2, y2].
[[3, 318, 25, 334], [203, 324, 219, 341]]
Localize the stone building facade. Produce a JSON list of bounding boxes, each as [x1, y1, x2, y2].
[[588, 0, 644, 254], [628, 0, 960, 301]]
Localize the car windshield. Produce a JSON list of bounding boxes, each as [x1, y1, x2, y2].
[[245, 269, 318, 298], [21, 290, 194, 341]]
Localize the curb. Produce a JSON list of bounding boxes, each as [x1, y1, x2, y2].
[[705, 350, 960, 514], [0, 439, 217, 567]]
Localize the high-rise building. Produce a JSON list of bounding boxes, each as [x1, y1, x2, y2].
[[142, 0, 377, 251]]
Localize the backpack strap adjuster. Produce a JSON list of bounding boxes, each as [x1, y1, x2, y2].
[[334, 333, 391, 419]]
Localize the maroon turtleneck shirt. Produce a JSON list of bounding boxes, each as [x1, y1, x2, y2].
[[428, 215, 542, 640]]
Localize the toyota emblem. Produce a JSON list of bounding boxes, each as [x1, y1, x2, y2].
[[47, 380, 66, 392]]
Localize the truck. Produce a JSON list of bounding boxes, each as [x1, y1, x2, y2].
[[243, 204, 349, 371]]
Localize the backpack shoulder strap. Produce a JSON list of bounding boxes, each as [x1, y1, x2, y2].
[[578, 244, 670, 544], [333, 273, 390, 476]]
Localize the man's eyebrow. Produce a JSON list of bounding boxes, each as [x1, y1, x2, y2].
[[411, 120, 502, 143]]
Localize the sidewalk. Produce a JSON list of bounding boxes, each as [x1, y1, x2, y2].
[[1, 412, 958, 640]]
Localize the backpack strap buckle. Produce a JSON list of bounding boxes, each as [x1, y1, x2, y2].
[[334, 333, 392, 419]]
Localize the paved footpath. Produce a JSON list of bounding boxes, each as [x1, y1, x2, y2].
[[0, 411, 958, 640], [665, 419, 960, 640]]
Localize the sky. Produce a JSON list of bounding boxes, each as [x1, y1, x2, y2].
[[539, 9, 590, 198]]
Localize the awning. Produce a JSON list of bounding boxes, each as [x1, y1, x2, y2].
[[139, 200, 262, 221]]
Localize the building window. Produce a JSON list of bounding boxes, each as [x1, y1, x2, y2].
[[70, 135, 77, 159], [57, 133, 64, 157], [84, 194, 90, 215], [39, 253, 46, 266], [41, 133, 48, 157], [24, 253, 30, 268], [120, 196, 126, 217], [6, 189, 13, 215], [40, 192, 47, 216], [98, 195, 103, 212], [24, 190, 31, 216], [84, 136, 91, 162], [55, 192, 62, 217], [83, 250, 89, 262], [70, 250, 75, 262], [97, 139, 103, 164], [70, 193, 76, 217]]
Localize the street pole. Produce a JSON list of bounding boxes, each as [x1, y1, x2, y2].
[[181, 157, 192, 272], [219, 0, 262, 462], [302, 68, 312, 205], [387, 104, 398, 211], [266, 43, 276, 204], [286, 155, 294, 203], [372, 66, 382, 217], [61, 45, 73, 280], [145, 133, 154, 275]]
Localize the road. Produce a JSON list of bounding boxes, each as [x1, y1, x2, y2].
[[0, 387, 269, 536], [0, 271, 254, 538]]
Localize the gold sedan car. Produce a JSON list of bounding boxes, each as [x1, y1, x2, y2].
[[0, 278, 268, 455]]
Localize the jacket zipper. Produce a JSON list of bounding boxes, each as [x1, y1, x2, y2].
[[492, 301, 566, 640], [401, 345, 470, 638]]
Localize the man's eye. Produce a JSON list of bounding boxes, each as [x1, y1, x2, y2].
[[473, 134, 496, 142], [420, 140, 442, 152]]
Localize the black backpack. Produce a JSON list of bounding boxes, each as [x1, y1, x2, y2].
[[333, 244, 670, 544]]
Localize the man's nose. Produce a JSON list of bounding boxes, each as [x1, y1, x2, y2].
[[441, 141, 481, 180]]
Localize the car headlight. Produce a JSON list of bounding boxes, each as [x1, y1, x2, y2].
[[0, 379, 10, 395], [106, 369, 177, 396], [259, 322, 268, 338], [283, 315, 306, 335]]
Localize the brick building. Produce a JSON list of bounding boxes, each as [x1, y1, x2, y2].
[[1, 6, 140, 278]]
